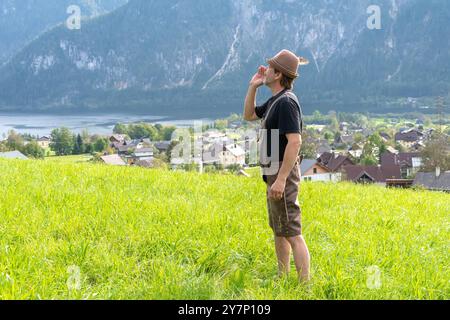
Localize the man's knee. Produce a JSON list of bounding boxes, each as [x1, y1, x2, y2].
[[286, 235, 302, 247]]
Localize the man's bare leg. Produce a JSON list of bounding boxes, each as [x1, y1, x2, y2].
[[287, 235, 310, 283], [274, 236, 291, 276]]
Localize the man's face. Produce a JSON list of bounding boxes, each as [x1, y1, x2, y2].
[[263, 65, 280, 86]]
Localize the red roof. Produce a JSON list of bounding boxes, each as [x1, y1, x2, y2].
[[317, 152, 354, 172], [381, 152, 421, 167], [344, 165, 401, 183]]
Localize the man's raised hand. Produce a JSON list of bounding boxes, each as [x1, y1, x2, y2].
[[249, 65, 267, 88]]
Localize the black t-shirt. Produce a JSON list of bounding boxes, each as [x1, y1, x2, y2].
[[255, 89, 302, 163]]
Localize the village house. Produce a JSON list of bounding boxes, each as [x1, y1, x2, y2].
[[413, 168, 450, 192], [380, 151, 422, 178], [300, 159, 341, 182], [347, 144, 363, 159], [154, 141, 171, 154], [305, 138, 333, 158], [203, 131, 227, 144], [221, 144, 246, 167], [316, 142, 333, 158], [317, 152, 354, 173], [395, 128, 424, 149], [37, 136, 51, 149], [124, 148, 154, 165], [203, 143, 246, 167], [109, 134, 127, 144], [343, 164, 402, 185], [112, 137, 152, 155], [334, 134, 354, 146]]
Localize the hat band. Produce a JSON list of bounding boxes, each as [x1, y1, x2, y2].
[[268, 58, 298, 78]]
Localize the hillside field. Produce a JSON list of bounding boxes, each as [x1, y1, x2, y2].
[[0, 159, 448, 300]]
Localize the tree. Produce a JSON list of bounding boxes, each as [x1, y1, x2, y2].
[[160, 126, 176, 141], [113, 123, 128, 135], [353, 133, 364, 145], [300, 131, 317, 159], [214, 119, 228, 130], [50, 128, 74, 156], [81, 129, 91, 144], [0, 142, 8, 152], [6, 130, 24, 151], [420, 133, 450, 172], [93, 137, 108, 153], [323, 131, 334, 141], [360, 142, 378, 165], [366, 133, 387, 160], [72, 134, 84, 155], [84, 143, 94, 154], [22, 141, 45, 159]]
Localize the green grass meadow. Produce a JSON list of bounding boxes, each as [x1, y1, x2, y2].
[[0, 158, 448, 300]]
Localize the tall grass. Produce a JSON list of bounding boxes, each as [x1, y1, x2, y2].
[[0, 158, 448, 299]]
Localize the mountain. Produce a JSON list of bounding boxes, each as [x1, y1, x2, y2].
[[0, 0, 128, 65], [0, 0, 449, 117]]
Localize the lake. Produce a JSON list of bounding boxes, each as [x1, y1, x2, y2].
[[0, 113, 214, 138]]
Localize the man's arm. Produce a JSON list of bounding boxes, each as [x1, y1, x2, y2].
[[278, 133, 302, 181], [243, 85, 260, 121], [243, 66, 266, 121], [269, 133, 302, 200]]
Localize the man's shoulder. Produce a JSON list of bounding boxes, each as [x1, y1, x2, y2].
[[275, 94, 299, 110]]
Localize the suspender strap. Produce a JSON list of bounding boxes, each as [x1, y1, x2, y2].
[[262, 91, 304, 133]]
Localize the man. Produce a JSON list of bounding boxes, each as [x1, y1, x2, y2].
[[243, 49, 310, 283]]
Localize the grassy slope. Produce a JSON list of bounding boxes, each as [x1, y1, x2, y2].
[[0, 158, 448, 300]]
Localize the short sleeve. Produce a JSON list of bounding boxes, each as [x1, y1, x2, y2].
[[255, 100, 269, 119], [277, 97, 301, 135]]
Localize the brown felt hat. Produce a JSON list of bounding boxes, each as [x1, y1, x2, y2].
[[267, 49, 309, 79]]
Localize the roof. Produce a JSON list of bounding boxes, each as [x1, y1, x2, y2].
[[317, 145, 332, 155], [110, 134, 127, 142], [317, 152, 353, 172], [300, 159, 317, 174], [225, 144, 245, 157], [413, 172, 450, 191], [37, 136, 51, 141], [344, 165, 401, 183], [395, 130, 423, 142], [381, 152, 422, 168], [100, 154, 127, 166], [154, 141, 171, 151], [133, 148, 153, 155], [0, 151, 28, 160]]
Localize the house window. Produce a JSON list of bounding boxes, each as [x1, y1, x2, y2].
[[313, 168, 318, 174]]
